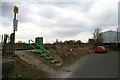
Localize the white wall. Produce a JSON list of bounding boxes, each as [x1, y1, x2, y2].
[[101, 31, 119, 43]]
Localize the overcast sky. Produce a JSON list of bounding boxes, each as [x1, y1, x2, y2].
[[0, 0, 119, 43]]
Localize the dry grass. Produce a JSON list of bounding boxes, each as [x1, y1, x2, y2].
[[49, 45, 93, 66], [2, 55, 50, 78], [13, 56, 49, 78]]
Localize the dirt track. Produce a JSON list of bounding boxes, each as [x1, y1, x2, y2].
[[15, 50, 57, 77], [15, 50, 90, 78], [15, 50, 80, 78]]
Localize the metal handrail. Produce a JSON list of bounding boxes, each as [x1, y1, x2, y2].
[[29, 39, 51, 63], [29, 39, 49, 53]]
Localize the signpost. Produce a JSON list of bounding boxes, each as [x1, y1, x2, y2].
[[13, 6, 18, 31], [14, 6, 19, 14], [12, 6, 19, 55], [13, 19, 18, 31]]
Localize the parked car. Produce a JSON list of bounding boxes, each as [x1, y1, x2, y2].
[[94, 46, 108, 53]]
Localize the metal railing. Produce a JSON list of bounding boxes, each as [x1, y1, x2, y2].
[[28, 39, 51, 63]]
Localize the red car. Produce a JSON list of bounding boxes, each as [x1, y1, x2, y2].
[[94, 46, 108, 53]]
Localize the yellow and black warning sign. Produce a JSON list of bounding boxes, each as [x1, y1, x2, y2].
[[14, 6, 19, 13]]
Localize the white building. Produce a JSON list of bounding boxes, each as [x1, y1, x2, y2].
[[100, 30, 120, 43], [118, 27, 120, 44], [118, 27, 120, 32]]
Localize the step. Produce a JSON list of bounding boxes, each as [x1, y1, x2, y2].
[[39, 54, 44, 57], [45, 53, 49, 56], [55, 63, 62, 67], [50, 59, 59, 63], [43, 60, 48, 63], [45, 56, 53, 60]]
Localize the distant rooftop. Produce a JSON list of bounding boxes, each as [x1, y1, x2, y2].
[[101, 30, 120, 34]]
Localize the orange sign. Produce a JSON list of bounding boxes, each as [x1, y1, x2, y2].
[[14, 6, 19, 13]]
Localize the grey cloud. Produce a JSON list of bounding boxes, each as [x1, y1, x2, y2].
[[53, 28, 82, 37], [33, 2, 94, 12], [0, 2, 2, 16], [16, 3, 33, 23], [39, 6, 60, 19], [117, 1, 120, 32], [92, 9, 117, 28], [1, 2, 13, 27], [52, 17, 89, 37], [1, 1, 118, 42], [1, 2, 32, 28], [0, 2, 2, 26], [88, 1, 118, 30], [2, 2, 13, 18], [50, 2, 94, 12], [56, 17, 85, 28]]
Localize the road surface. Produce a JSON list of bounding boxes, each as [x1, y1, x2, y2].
[[68, 51, 118, 78]]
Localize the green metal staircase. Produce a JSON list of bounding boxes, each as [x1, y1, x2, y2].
[[28, 39, 51, 63]]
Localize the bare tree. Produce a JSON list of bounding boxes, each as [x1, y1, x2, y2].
[[93, 27, 103, 46]]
